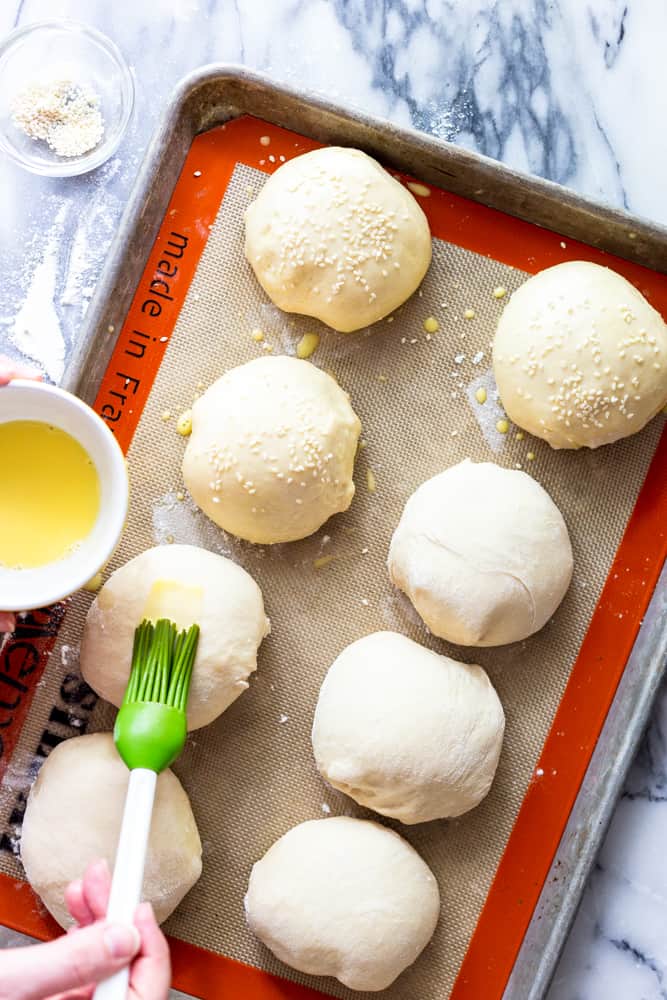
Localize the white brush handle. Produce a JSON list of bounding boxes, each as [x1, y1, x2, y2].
[[93, 768, 157, 1000]]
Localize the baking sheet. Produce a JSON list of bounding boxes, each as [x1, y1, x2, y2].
[[0, 122, 664, 1000]]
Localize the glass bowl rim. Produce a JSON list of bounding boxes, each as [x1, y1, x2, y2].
[[0, 18, 135, 177]]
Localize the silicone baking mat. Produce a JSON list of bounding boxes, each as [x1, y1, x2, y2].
[[0, 116, 665, 1000]]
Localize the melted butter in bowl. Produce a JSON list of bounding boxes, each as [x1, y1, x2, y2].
[[0, 380, 128, 611], [0, 420, 101, 569]]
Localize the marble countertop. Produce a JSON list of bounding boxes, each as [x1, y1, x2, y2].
[[1, 2, 666, 998]]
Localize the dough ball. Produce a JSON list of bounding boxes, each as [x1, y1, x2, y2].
[[493, 261, 667, 448], [245, 817, 439, 991], [312, 631, 504, 823], [80, 544, 269, 730], [245, 147, 432, 332], [182, 356, 361, 544], [21, 733, 201, 928], [388, 460, 573, 646]]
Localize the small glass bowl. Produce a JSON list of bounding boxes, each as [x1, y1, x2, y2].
[[0, 19, 134, 177]]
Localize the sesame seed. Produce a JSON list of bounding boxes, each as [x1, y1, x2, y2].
[[12, 79, 105, 157]]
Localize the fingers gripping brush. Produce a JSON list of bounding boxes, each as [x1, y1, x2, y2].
[[94, 618, 199, 1000]]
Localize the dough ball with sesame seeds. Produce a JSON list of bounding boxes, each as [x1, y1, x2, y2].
[[493, 261, 667, 449], [388, 460, 573, 647], [182, 356, 361, 544], [244, 147, 432, 332]]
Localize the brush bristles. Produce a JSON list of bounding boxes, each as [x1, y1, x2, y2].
[[123, 619, 200, 710]]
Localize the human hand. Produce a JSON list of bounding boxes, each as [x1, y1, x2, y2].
[[0, 356, 43, 635], [0, 612, 15, 634], [0, 355, 42, 387], [0, 859, 171, 1000]]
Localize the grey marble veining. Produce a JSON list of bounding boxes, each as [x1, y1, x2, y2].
[[0, 2, 666, 999]]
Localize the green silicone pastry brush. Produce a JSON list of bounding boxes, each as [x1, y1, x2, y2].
[[94, 618, 199, 1000]]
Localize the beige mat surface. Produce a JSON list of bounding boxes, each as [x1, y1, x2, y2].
[[1, 162, 662, 999]]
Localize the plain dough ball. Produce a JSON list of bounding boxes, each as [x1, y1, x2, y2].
[[388, 460, 573, 646], [21, 733, 201, 928], [182, 356, 361, 544], [245, 147, 432, 332], [80, 545, 269, 730], [312, 631, 504, 823], [245, 817, 439, 991], [493, 261, 667, 448]]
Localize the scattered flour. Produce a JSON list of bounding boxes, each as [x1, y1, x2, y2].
[[61, 159, 122, 308], [152, 491, 232, 556], [3, 154, 128, 380], [11, 205, 67, 381], [467, 370, 508, 453]]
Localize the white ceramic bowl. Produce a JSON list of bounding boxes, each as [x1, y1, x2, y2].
[[0, 381, 128, 611]]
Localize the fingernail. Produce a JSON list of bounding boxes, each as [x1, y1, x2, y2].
[[104, 923, 141, 959]]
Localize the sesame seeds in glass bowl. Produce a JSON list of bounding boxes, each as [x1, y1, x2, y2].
[[0, 20, 134, 177]]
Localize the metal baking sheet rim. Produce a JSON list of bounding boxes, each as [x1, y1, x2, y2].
[[64, 65, 667, 1000]]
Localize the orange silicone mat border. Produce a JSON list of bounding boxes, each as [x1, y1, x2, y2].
[[0, 115, 665, 1000]]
